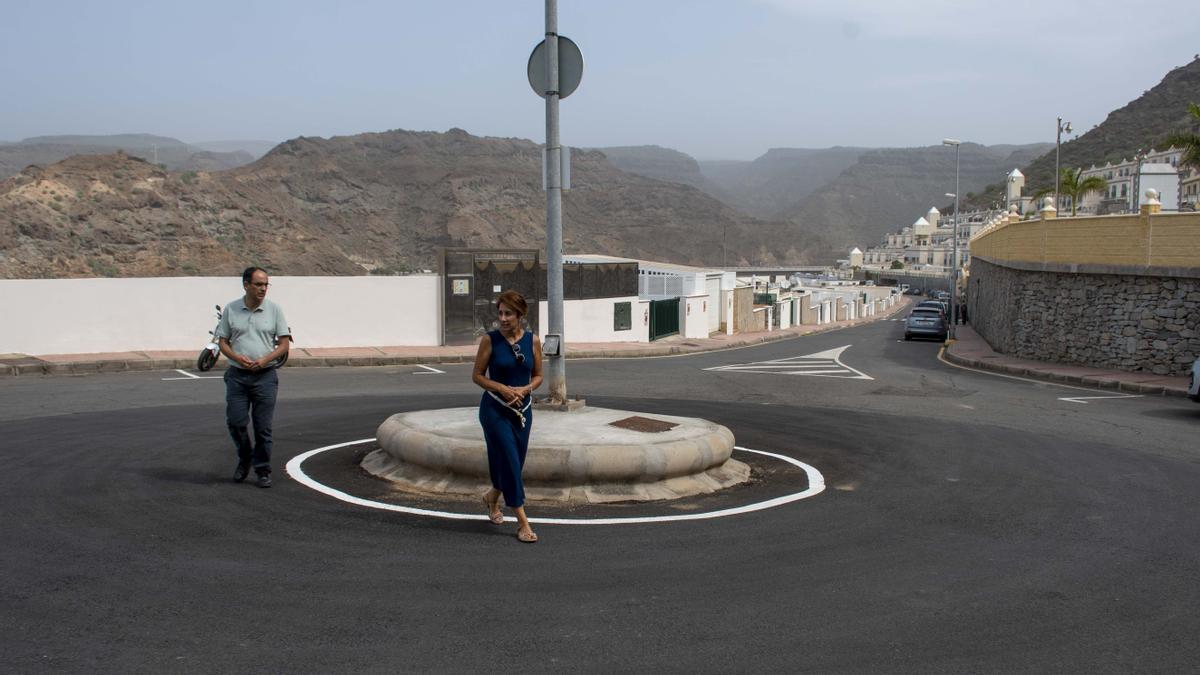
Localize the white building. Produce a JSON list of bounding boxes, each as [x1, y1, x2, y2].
[[1078, 146, 1184, 214]]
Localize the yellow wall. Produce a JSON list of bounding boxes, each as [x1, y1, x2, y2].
[[969, 212, 1200, 272]]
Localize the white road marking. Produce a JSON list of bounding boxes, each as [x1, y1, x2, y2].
[[1057, 394, 1143, 404], [286, 439, 825, 526], [414, 364, 445, 374], [704, 345, 873, 380], [162, 369, 222, 381]]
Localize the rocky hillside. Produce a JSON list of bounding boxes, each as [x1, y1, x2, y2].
[[698, 147, 869, 219], [0, 134, 255, 180], [966, 56, 1200, 208], [781, 143, 1052, 248], [0, 129, 831, 279], [594, 145, 721, 195], [604, 141, 1048, 250]]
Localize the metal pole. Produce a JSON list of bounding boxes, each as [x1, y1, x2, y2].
[[544, 0, 566, 403], [951, 144, 960, 339], [1055, 116, 1062, 213]]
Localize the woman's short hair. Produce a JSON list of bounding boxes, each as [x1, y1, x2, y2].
[[496, 290, 528, 317]]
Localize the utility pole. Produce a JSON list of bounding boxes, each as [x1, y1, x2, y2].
[[942, 138, 961, 340], [543, 0, 566, 404], [1055, 117, 1071, 212]]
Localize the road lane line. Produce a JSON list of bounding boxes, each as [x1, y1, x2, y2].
[[162, 369, 222, 381], [1057, 394, 1143, 404]]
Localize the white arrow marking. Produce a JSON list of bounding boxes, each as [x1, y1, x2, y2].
[[1057, 394, 1142, 404], [705, 345, 873, 380]]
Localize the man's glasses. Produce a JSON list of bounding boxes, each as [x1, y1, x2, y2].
[[511, 341, 525, 364]]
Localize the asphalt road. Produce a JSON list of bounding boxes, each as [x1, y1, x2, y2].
[[3, 318, 1199, 672]]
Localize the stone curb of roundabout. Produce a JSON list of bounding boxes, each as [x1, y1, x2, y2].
[[363, 406, 751, 504]]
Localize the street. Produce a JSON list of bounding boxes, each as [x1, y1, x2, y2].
[[3, 318, 1198, 671]]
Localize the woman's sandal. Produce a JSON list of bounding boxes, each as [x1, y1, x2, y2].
[[516, 529, 538, 543], [482, 495, 504, 525]]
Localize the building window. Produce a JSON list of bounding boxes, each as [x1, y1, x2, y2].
[[1121, 184, 1127, 198]]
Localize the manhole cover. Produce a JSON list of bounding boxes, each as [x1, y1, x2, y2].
[[608, 416, 679, 433]]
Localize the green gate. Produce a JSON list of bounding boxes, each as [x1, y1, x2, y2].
[[649, 298, 680, 341]]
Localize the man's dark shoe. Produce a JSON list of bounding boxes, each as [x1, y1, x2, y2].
[[234, 464, 250, 483], [256, 473, 272, 489]]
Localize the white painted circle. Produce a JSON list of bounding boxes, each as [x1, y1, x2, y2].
[[286, 438, 825, 525]]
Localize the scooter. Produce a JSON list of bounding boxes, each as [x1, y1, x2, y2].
[[196, 304, 291, 372], [197, 305, 223, 371]]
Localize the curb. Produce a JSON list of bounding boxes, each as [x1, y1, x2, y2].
[[941, 347, 1187, 398]]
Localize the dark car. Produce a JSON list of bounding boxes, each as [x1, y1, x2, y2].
[[904, 307, 948, 341], [916, 299, 949, 317], [1189, 357, 1200, 402]]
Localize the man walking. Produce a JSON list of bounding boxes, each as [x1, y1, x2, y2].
[[216, 267, 291, 488]]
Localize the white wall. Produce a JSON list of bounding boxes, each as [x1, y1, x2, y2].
[[705, 276, 721, 332], [537, 296, 645, 343], [681, 293, 710, 339], [1, 275, 441, 355]]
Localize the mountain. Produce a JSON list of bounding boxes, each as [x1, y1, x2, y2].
[[190, 140, 278, 159], [781, 142, 1052, 248], [966, 56, 1200, 209], [594, 145, 721, 195], [698, 147, 869, 219], [0, 134, 257, 179], [0, 129, 832, 279]]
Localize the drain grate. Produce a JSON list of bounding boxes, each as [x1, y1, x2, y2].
[[608, 416, 679, 433]]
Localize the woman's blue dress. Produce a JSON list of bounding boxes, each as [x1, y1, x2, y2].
[[479, 329, 534, 508]]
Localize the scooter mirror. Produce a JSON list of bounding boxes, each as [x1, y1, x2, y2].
[[214, 304, 221, 311]]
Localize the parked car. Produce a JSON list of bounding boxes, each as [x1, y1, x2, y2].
[[1189, 357, 1200, 402], [904, 307, 948, 341], [916, 299, 949, 317]]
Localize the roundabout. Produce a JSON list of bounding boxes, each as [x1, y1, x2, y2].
[[288, 438, 825, 525]]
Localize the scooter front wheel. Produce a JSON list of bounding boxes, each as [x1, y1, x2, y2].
[[197, 349, 219, 372]]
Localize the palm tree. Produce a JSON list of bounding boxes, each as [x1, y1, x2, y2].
[[1033, 168, 1108, 216], [1164, 102, 1200, 171]]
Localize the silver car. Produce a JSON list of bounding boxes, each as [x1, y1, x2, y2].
[[1189, 357, 1200, 402], [904, 307, 948, 341]]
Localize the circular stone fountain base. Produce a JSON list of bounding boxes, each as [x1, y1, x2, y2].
[[363, 406, 750, 504]]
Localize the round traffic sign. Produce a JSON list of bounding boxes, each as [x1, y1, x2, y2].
[[527, 35, 583, 99]]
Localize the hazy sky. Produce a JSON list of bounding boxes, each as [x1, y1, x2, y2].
[[3, 0, 1197, 160]]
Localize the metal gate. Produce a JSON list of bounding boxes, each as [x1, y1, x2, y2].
[[649, 298, 680, 341]]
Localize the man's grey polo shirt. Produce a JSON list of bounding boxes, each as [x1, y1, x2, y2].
[[215, 298, 290, 363]]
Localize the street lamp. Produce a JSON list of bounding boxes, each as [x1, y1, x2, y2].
[[942, 138, 961, 339], [1055, 117, 1072, 211]]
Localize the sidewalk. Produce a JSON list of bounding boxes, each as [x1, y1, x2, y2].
[[0, 298, 913, 377], [943, 325, 1190, 398]]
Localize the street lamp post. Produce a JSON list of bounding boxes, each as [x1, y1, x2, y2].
[[942, 139, 961, 339], [1055, 117, 1072, 212]]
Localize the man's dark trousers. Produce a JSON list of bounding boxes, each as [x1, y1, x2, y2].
[[224, 367, 279, 474]]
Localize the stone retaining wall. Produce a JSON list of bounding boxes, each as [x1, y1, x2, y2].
[[968, 258, 1199, 376]]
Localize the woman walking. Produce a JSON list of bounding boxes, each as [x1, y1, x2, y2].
[[473, 290, 543, 543]]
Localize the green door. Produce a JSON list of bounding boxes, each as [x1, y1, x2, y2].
[[649, 298, 680, 341]]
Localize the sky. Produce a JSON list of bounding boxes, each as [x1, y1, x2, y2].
[[2, 0, 1197, 160]]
